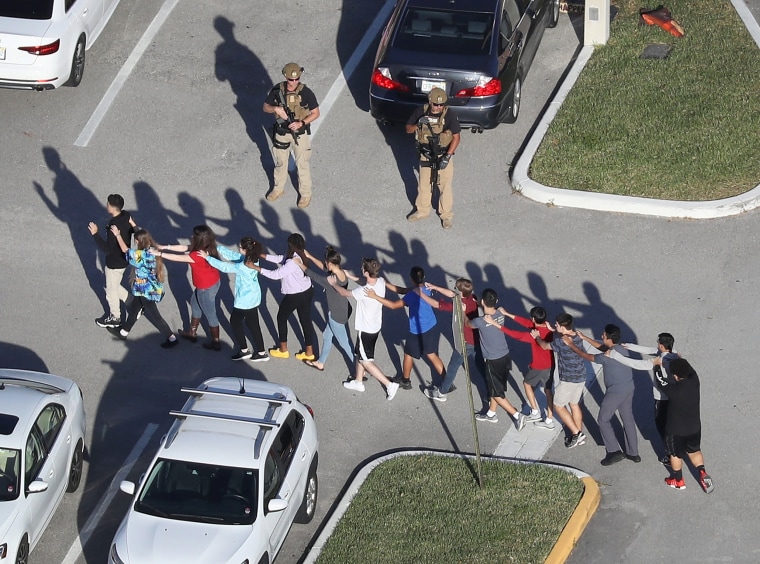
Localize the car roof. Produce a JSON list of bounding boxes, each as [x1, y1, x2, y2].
[[404, 0, 500, 14], [0, 369, 77, 448], [161, 378, 299, 469]]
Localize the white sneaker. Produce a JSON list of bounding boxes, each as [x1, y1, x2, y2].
[[514, 413, 526, 431], [386, 382, 399, 400], [343, 379, 365, 392], [525, 410, 542, 422], [534, 419, 556, 430], [423, 386, 447, 402]]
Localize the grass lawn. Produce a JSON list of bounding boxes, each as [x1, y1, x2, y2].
[[315, 455, 584, 564], [530, 0, 760, 200]]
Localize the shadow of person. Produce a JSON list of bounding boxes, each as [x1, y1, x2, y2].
[[214, 16, 275, 191], [34, 146, 108, 313]]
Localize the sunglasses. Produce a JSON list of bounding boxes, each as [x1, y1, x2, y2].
[[287, 77, 300, 82]]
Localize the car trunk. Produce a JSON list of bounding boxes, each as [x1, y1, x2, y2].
[[0, 18, 53, 65]]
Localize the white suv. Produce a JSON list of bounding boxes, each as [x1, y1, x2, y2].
[[109, 378, 318, 564]]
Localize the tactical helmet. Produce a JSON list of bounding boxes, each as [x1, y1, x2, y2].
[[282, 63, 304, 79], [428, 87, 447, 104]]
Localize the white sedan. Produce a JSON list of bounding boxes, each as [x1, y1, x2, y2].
[[0, 0, 122, 90], [110, 378, 319, 564], [0, 369, 87, 564]]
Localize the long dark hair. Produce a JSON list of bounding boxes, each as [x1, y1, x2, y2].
[[189, 225, 219, 259], [287, 233, 308, 266], [240, 237, 265, 266]]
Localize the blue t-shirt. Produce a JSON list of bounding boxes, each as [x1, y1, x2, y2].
[[550, 333, 587, 383], [403, 287, 437, 335]]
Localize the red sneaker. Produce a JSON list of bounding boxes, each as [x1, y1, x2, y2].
[[665, 477, 686, 490], [699, 470, 714, 494]]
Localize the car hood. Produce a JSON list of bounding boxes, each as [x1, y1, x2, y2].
[[121, 512, 253, 563], [0, 17, 53, 42], [381, 48, 497, 77]]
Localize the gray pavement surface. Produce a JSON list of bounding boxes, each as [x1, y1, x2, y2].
[[0, 0, 758, 562]]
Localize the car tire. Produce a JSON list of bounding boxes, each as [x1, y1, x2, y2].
[[65, 35, 86, 87], [66, 439, 84, 493], [15, 535, 29, 564], [295, 461, 318, 524], [548, 0, 561, 28], [502, 74, 522, 124]]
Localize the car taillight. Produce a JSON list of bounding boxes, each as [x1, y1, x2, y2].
[[455, 77, 501, 98], [305, 404, 315, 419], [372, 68, 410, 93], [19, 39, 60, 56]]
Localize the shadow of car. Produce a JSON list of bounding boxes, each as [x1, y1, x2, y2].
[[369, 0, 560, 131]]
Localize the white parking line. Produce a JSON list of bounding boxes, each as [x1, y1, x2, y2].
[[74, 0, 181, 147], [60, 423, 159, 564], [310, 0, 395, 138]]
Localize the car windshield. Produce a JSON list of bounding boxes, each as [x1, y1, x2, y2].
[[0, 1, 54, 20], [135, 459, 258, 525], [392, 8, 494, 55], [0, 448, 21, 501]]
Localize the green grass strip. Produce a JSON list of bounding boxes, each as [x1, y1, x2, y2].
[[316, 455, 583, 564], [530, 0, 760, 200]]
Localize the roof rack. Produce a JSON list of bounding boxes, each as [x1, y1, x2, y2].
[[169, 409, 281, 429], [179, 385, 291, 406]]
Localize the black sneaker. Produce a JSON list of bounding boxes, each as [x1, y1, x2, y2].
[[250, 352, 270, 362], [626, 454, 642, 463], [106, 326, 127, 340], [395, 377, 412, 390], [601, 451, 625, 466], [161, 338, 179, 349], [232, 349, 253, 361], [96, 314, 121, 328]]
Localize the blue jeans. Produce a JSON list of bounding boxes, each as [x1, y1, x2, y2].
[[440, 343, 478, 394], [191, 281, 220, 326], [318, 312, 354, 365]]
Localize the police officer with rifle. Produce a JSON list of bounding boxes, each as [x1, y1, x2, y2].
[[263, 63, 320, 208], [405, 88, 461, 230]]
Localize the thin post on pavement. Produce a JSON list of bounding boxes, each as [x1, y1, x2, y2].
[[454, 292, 483, 487]]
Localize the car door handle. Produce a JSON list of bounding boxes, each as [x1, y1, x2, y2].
[[282, 489, 290, 499], [49, 469, 55, 479], [301, 451, 307, 461], [83, 8, 88, 16]]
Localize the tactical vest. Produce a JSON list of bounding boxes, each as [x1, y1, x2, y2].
[[415, 105, 454, 150], [279, 82, 311, 121]]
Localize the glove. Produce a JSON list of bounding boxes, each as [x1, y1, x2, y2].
[[417, 115, 431, 125], [439, 154, 451, 170]]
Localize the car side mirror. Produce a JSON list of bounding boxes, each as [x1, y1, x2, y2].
[[120, 481, 136, 495], [267, 498, 288, 513], [27, 480, 49, 494]]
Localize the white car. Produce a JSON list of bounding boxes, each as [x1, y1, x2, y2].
[[0, 369, 87, 564], [110, 378, 319, 564], [0, 0, 122, 90]]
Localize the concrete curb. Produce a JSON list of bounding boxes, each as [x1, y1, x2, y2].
[[303, 449, 599, 563], [512, 0, 760, 219]]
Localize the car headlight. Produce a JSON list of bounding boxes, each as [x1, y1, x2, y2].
[[109, 543, 125, 564]]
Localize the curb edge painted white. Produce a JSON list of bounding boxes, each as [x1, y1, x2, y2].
[[512, 2, 760, 219]]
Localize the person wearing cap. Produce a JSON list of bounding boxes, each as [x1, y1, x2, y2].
[[405, 87, 461, 230], [263, 63, 320, 208]]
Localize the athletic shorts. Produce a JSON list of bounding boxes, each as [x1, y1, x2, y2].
[[483, 354, 512, 398], [355, 330, 379, 362], [524, 368, 551, 388], [553, 380, 585, 407], [665, 431, 701, 458], [404, 326, 440, 359]]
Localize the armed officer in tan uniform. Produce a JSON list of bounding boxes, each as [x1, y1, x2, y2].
[[405, 88, 461, 230], [263, 63, 320, 208]]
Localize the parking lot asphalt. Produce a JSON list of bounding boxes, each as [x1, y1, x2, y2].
[[1, 0, 759, 562]]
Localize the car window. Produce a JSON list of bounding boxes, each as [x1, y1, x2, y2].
[[262, 449, 281, 507], [392, 8, 494, 56], [0, 448, 21, 501], [24, 429, 46, 489], [0, 0, 54, 20], [504, 0, 522, 33], [271, 410, 304, 476], [34, 404, 66, 452]]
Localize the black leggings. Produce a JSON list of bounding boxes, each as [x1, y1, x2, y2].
[[123, 295, 173, 337], [230, 306, 264, 352], [277, 287, 315, 347]]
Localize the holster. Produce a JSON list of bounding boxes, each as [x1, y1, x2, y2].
[[271, 124, 291, 149]]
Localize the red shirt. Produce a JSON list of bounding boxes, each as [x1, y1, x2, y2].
[[500, 315, 554, 370], [439, 294, 479, 346], [189, 250, 221, 290]]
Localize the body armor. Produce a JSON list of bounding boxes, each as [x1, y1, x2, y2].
[[416, 104, 453, 157]]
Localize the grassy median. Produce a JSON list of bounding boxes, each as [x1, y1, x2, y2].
[[315, 455, 583, 564], [530, 0, 760, 200]]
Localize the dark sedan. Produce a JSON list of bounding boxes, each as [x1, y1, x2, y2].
[[369, 0, 560, 131]]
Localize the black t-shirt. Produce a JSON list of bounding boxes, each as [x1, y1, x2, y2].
[[93, 211, 133, 269], [264, 83, 319, 112], [407, 105, 461, 134], [656, 371, 701, 436]]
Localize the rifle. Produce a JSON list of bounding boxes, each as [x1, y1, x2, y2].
[[276, 89, 300, 146], [418, 118, 442, 191]]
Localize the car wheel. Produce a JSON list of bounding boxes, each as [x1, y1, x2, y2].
[[548, 0, 561, 28], [502, 74, 522, 124], [66, 440, 84, 493], [15, 535, 29, 564], [65, 35, 86, 87], [295, 462, 318, 524]]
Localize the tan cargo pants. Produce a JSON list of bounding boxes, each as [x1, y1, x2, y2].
[[415, 156, 454, 221], [272, 132, 312, 198]]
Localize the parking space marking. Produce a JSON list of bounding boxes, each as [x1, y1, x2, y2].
[[60, 423, 159, 564], [311, 0, 395, 138], [74, 0, 181, 147]]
